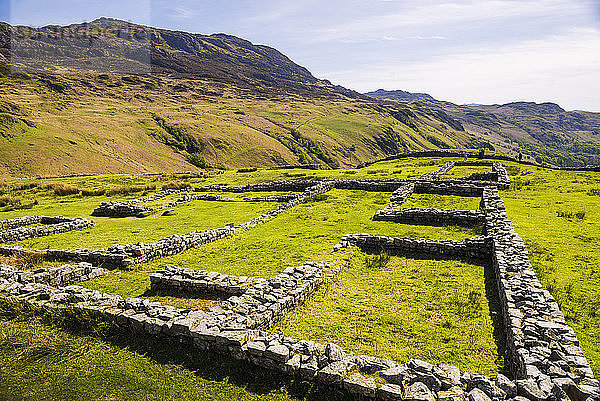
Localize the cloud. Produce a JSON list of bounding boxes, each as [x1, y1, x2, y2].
[[167, 6, 197, 19], [311, 0, 593, 43], [320, 27, 600, 111]]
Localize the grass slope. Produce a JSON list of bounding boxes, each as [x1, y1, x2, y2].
[[0, 72, 472, 176]]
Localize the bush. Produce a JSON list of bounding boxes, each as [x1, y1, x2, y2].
[[0, 195, 20, 208], [0, 196, 38, 211], [105, 184, 156, 196], [587, 188, 600, 196], [163, 181, 190, 191], [80, 188, 106, 197], [45, 182, 79, 196], [237, 168, 257, 173], [187, 153, 210, 169]]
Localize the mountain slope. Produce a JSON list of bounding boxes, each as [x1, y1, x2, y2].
[[0, 70, 475, 176], [0, 18, 356, 97], [368, 90, 600, 166]]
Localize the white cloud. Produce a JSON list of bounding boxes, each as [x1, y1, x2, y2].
[[311, 0, 592, 43], [320, 27, 600, 111]]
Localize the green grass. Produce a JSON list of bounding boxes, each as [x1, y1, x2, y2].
[[443, 165, 493, 179], [0, 303, 340, 401], [273, 253, 502, 377], [15, 200, 274, 249]]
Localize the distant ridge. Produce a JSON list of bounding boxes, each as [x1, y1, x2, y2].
[[366, 88, 436, 103], [368, 88, 600, 166]]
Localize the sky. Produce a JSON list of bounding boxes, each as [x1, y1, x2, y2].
[[1, 0, 600, 111]]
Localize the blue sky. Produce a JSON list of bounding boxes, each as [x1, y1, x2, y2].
[[1, 0, 600, 111]]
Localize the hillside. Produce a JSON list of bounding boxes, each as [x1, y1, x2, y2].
[[0, 19, 484, 177], [0, 71, 476, 177], [367, 89, 600, 167], [0, 17, 357, 97]]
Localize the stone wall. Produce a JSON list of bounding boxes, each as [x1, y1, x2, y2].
[[482, 187, 600, 401], [373, 208, 486, 227], [0, 216, 96, 243], [150, 265, 266, 296], [385, 183, 415, 209], [335, 234, 491, 262], [91, 201, 151, 218], [267, 164, 325, 170], [0, 262, 523, 401], [0, 262, 106, 287]]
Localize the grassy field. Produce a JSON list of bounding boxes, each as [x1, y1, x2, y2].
[[0, 156, 599, 400], [274, 253, 502, 377]]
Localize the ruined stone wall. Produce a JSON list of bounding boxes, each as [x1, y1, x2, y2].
[[0, 216, 96, 243], [373, 208, 486, 227], [92, 201, 151, 218], [0, 263, 523, 401], [482, 187, 600, 401], [0, 262, 106, 287], [336, 234, 491, 262]]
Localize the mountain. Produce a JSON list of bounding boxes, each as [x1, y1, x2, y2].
[[366, 89, 436, 103], [367, 90, 600, 166], [0, 17, 357, 97]]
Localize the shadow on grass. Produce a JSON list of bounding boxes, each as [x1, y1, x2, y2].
[[483, 261, 509, 378], [0, 300, 350, 401]]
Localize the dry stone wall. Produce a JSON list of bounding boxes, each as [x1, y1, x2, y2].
[[0, 261, 524, 401], [0, 216, 96, 243], [482, 187, 600, 401], [92, 201, 151, 217], [0, 262, 106, 287], [373, 208, 486, 227], [335, 234, 492, 262]]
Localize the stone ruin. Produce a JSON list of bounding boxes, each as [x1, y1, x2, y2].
[[0, 159, 599, 401]]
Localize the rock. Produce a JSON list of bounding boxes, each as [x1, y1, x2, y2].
[[471, 374, 506, 399], [378, 383, 404, 401], [404, 381, 436, 401], [517, 379, 549, 401], [495, 374, 517, 398], [434, 364, 462, 389], [246, 341, 267, 356], [409, 359, 435, 373], [380, 365, 413, 386], [438, 386, 467, 401], [468, 388, 492, 401], [316, 361, 348, 384], [325, 342, 346, 362], [343, 373, 377, 397], [264, 344, 290, 362], [357, 354, 398, 374]]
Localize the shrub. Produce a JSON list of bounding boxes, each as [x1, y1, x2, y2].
[[163, 181, 190, 191], [187, 153, 210, 169], [80, 188, 106, 197], [105, 184, 156, 196], [45, 182, 79, 196], [0, 195, 20, 208], [587, 188, 600, 196], [237, 168, 257, 173]]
